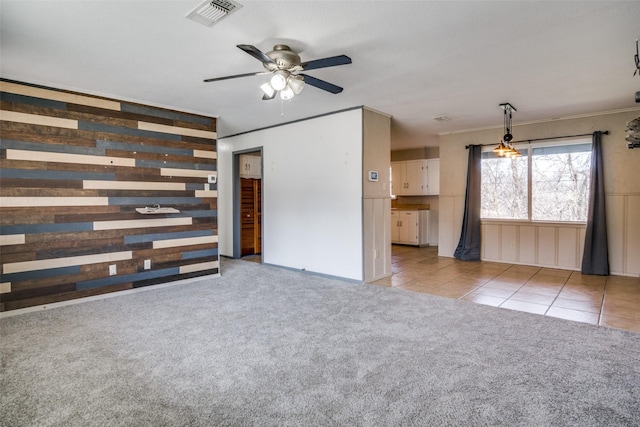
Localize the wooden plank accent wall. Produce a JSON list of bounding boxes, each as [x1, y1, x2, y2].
[[0, 79, 218, 311]]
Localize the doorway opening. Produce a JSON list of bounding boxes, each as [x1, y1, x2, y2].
[[233, 149, 263, 262]]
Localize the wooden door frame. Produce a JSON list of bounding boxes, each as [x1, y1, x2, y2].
[[232, 148, 263, 259]]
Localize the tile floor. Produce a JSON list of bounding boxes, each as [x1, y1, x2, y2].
[[369, 245, 640, 333]]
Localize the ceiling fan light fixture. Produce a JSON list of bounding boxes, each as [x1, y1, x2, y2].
[[280, 85, 295, 100], [270, 70, 289, 91], [260, 82, 276, 98], [289, 76, 305, 94]]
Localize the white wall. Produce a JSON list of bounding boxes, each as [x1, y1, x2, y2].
[[439, 110, 640, 276], [218, 109, 364, 280]]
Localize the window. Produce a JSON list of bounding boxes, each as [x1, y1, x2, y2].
[[481, 140, 592, 222], [481, 150, 528, 220]]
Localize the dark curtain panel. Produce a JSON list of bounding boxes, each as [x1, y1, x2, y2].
[[454, 145, 482, 261], [581, 131, 609, 275]]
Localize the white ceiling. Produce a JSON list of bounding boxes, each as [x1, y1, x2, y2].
[[1, 0, 639, 150]]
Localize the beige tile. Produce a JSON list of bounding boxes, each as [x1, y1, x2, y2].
[[462, 271, 502, 281], [500, 300, 549, 315], [600, 315, 640, 333], [604, 285, 640, 299], [509, 291, 557, 305], [480, 280, 524, 291], [505, 265, 541, 275], [445, 276, 489, 288], [557, 289, 604, 303], [545, 307, 599, 325], [552, 297, 602, 314], [387, 245, 640, 333], [437, 282, 479, 293], [566, 272, 607, 287], [563, 283, 606, 293], [461, 293, 506, 307], [427, 286, 472, 299], [396, 280, 444, 293], [601, 303, 640, 321], [392, 269, 431, 280], [495, 273, 534, 283], [386, 274, 415, 287], [535, 268, 572, 279], [605, 275, 640, 288], [518, 283, 563, 296], [472, 286, 517, 299]]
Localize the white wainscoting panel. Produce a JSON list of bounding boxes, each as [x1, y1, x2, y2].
[[607, 195, 625, 274], [558, 227, 579, 269], [626, 195, 640, 275], [438, 196, 456, 257], [501, 225, 517, 263], [537, 227, 557, 267], [518, 226, 537, 265], [481, 222, 587, 271], [483, 224, 501, 260]]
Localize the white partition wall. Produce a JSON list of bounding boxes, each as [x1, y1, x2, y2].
[[218, 109, 365, 281]]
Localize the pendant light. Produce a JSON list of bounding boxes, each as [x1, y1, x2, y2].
[[493, 103, 521, 157]]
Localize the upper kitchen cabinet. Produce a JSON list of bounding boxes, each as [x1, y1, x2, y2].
[[391, 159, 439, 196], [424, 158, 439, 195], [239, 154, 261, 179]]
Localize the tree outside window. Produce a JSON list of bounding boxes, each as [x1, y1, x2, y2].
[[481, 140, 591, 222]]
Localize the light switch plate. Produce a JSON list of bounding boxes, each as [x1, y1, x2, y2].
[[208, 174, 217, 184]]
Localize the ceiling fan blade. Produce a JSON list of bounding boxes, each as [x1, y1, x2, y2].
[[299, 74, 344, 94], [203, 71, 269, 83], [301, 55, 352, 71], [262, 92, 276, 101], [237, 44, 277, 66]]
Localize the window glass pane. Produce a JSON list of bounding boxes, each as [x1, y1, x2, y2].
[[531, 143, 591, 221], [481, 150, 528, 219]]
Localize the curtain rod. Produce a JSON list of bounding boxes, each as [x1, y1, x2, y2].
[[465, 130, 608, 149]]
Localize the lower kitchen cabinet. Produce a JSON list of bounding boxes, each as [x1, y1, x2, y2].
[[391, 210, 430, 246]]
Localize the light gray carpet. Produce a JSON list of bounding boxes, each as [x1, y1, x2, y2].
[[1, 258, 639, 426]]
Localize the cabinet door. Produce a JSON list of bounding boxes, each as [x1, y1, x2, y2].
[[398, 211, 418, 244], [391, 162, 405, 196], [239, 155, 261, 179], [404, 160, 427, 195], [425, 159, 440, 195], [390, 211, 400, 242]]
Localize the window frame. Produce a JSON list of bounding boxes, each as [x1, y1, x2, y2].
[[480, 137, 592, 224]]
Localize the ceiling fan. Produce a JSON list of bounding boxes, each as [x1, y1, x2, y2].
[[204, 44, 352, 100]]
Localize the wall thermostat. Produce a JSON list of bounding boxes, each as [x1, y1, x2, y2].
[[208, 174, 217, 184], [368, 170, 379, 182]]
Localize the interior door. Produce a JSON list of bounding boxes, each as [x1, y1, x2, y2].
[[240, 178, 262, 256]]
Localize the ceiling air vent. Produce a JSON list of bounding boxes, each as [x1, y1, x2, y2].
[[185, 0, 243, 27]]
